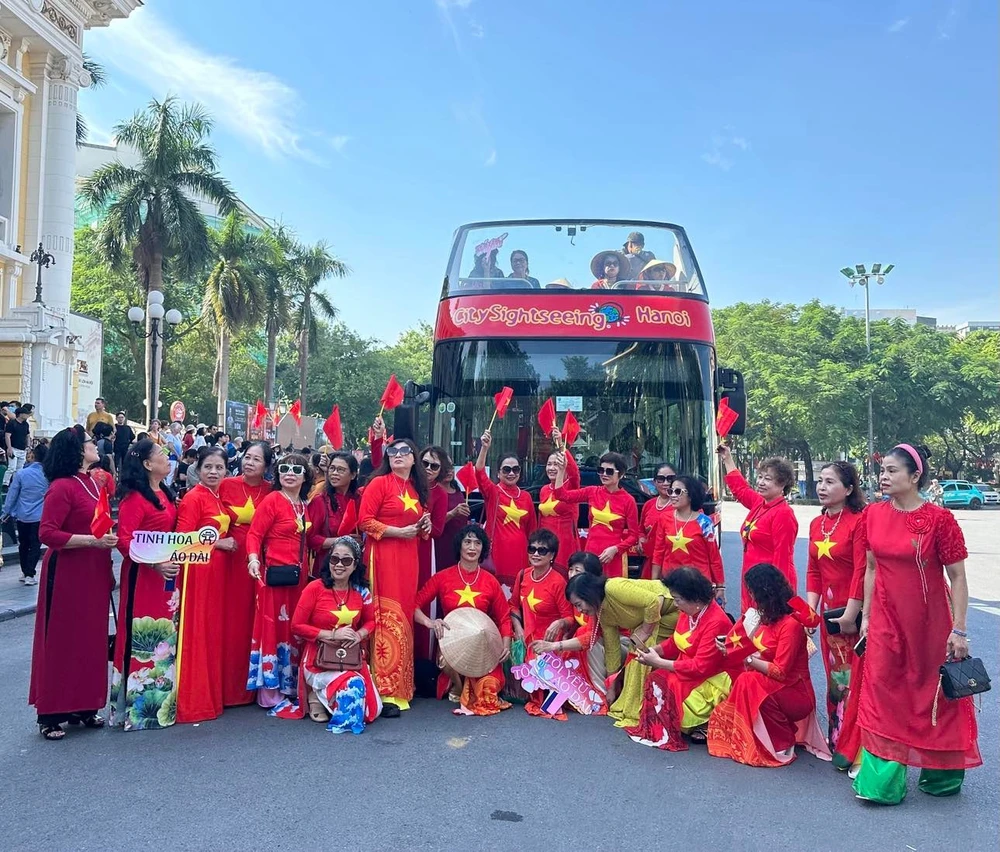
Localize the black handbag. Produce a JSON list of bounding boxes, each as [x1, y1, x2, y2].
[[264, 513, 306, 587], [939, 657, 991, 699], [823, 605, 862, 636]]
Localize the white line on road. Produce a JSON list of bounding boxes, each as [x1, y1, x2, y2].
[[970, 603, 1000, 617]]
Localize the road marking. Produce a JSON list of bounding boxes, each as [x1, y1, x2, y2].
[[970, 603, 1000, 617]]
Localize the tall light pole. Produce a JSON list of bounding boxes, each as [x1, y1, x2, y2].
[[840, 263, 894, 496], [128, 291, 183, 425], [30, 242, 55, 304]]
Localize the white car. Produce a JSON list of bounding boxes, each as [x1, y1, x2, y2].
[[975, 484, 1000, 505]]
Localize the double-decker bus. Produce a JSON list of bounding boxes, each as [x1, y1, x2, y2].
[[403, 219, 743, 540]]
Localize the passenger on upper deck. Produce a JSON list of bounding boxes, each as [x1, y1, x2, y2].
[[545, 278, 573, 290], [590, 250, 631, 289], [623, 232, 656, 279], [468, 248, 505, 281], [636, 259, 679, 292], [508, 250, 540, 289]]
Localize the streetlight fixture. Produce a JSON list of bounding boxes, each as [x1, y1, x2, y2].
[[30, 242, 55, 304], [127, 291, 184, 425], [840, 262, 895, 496]]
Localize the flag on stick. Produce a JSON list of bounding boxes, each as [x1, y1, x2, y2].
[[537, 398, 557, 437], [288, 399, 302, 426], [252, 399, 267, 431], [91, 487, 113, 539], [337, 499, 358, 536], [324, 404, 344, 450], [487, 386, 514, 430], [716, 396, 740, 439], [379, 375, 405, 416], [562, 410, 581, 447], [455, 462, 478, 505]]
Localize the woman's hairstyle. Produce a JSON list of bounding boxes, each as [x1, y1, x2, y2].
[[510, 249, 529, 273], [92, 454, 114, 474], [272, 451, 314, 501], [42, 426, 86, 481], [672, 474, 706, 512], [758, 457, 796, 495], [820, 461, 866, 513], [744, 563, 794, 624], [325, 451, 360, 497], [662, 567, 715, 605], [655, 462, 676, 478], [565, 572, 608, 608], [452, 522, 490, 563], [421, 445, 455, 484], [567, 551, 603, 577], [118, 439, 176, 511], [470, 248, 500, 277], [528, 527, 560, 557], [30, 442, 48, 465], [599, 451, 628, 474], [92, 421, 113, 439], [885, 443, 932, 490], [373, 438, 429, 506], [318, 536, 367, 590], [243, 440, 274, 469], [196, 445, 229, 470]]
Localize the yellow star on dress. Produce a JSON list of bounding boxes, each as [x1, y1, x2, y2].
[[211, 512, 232, 535], [742, 520, 758, 540], [399, 490, 420, 514], [727, 630, 744, 650], [332, 603, 360, 626], [575, 613, 587, 628], [590, 500, 623, 531], [752, 631, 768, 653], [814, 537, 837, 559], [500, 498, 529, 527], [538, 495, 560, 517], [454, 584, 482, 606], [525, 588, 543, 612], [667, 530, 694, 554], [673, 628, 694, 652], [296, 517, 313, 534], [231, 496, 256, 526]]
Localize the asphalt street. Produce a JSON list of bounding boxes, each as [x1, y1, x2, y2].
[[0, 518, 997, 851]]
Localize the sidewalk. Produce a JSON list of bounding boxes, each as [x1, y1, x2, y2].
[[0, 543, 42, 622]]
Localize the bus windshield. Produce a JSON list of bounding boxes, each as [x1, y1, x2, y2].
[[445, 221, 706, 298]]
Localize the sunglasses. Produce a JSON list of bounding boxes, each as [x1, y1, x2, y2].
[[328, 555, 355, 567], [668, 488, 688, 496], [278, 463, 305, 475], [386, 445, 413, 457], [500, 464, 521, 474], [599, 466, 619, 477], [604, 260, 619, 267], [527, 546, 551, 556], [422, 460, 441, 471], [653, 474, 676, 484]]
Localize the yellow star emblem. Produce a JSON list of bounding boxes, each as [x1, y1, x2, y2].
[[727, 630, 744, 650], [814, 537, 837, 559], [500, 498, 528, 527], [454, 584, 482, 606], [296, 516, 313, 534], [230, 496, 256, 526], [399, 490, 420, 514], [590, 500, 622, 531], [331, 603, 360, 626], [674, 628, 693, 652], [538, 495, 560, 517], [667, 530, 694, 553], [752, 631, 768, 653], [575, 613, 587, 628], [742, 519, 758, 540], [211, 512, 231, 535], [525, 588, 543, 612]]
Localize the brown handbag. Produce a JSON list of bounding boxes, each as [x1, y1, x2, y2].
[[314, 639, 363, 672]]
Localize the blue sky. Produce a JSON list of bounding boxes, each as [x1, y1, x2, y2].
[[81, 0, 998, 342]]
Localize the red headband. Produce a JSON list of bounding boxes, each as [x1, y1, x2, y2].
[[893, 443, 923, 476]]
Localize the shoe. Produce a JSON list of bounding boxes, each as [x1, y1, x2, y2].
[[380, 703, 401, 719], [24, 576, 37, 586], [18, 575, 26, 584]]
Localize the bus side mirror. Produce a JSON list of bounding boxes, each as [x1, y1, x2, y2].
[[394, 381, 432, 442], [716, 368, 747, 436]]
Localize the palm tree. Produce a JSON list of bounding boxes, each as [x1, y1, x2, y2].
[[290, 241, 349, 411], [261, 226, 295, 405], [79, 97, 237, 422], [203, 211, 268, 425], [76, 55, 107, 147]]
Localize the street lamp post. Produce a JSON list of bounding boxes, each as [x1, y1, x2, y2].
[[840, 263, 894, 497], [30, 242, 55, 304], [128, 291, 183, 425]]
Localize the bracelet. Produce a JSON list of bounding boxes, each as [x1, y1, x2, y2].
[[951, 628, 968, 638], [248, 558, 260, 566]]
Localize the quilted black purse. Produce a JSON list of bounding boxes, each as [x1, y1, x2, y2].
[[939, 657, 991, 699]]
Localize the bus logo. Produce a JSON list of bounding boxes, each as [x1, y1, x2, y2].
[[590, 302, 630, 327]]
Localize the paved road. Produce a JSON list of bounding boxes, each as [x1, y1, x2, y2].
[[1, 522, 996, 851]]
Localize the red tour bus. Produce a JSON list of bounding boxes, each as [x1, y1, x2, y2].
[[410, 219, 744, 547]]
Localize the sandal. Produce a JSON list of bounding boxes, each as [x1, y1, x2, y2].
[[68, 713, 105, 729], [307, 694, 330, 723], [688, 725, 708, 743], [39, 724, 65, 741]]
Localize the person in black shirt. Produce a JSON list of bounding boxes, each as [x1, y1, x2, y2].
[[112, 412, 135, 476], [3, 407, 31, 488]]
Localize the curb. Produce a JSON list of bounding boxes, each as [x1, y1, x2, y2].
[[0, 601, 37, 623], [0, 543, 43, 622]]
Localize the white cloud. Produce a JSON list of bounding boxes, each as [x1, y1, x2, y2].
[[701, 131, 749, 170], [731, 136, 749, 151], [701, 151, 733, 171], [484, 149, 496, 167], [887, 18, 909, 33], [327, 135, 351, 153], [86, 7, 331, 163], [938, 1, 959, 39]]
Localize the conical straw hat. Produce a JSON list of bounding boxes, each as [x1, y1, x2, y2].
[[439, 607, 504, 678]]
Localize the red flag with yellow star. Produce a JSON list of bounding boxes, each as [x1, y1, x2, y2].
[[288, 398, 302, 426], [90, 487, 113, 538], [493, 386, 514, 419], [323, 404, 343, 449], [716, 396, 739, 438], [537, 398, 557, 436], [788, 596, 821, 628], [251, 399, 267, 430], [562, 410, 581, 447], [722, 619, 755, 658], [455, 462, 478, 496], [380, 374, 405, 412]]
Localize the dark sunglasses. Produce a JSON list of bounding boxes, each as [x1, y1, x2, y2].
[[604, 259, 619, 267], [599, 466, 619, 477], [328, 555, 355, 567], [386, 445, 413, 457], [668, 488, 688, 496], [422, 460, 441, 471], [278, 463, 305, 475], [653, 474, 676, 484], [500, 465, 521, 474], [527, 546, 551, 556]]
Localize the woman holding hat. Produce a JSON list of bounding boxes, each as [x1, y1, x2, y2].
[[636, 259, 679, 292], [590, 250, 631, 289], [414, 524, 512, 716], [851, 444, 980, 805]]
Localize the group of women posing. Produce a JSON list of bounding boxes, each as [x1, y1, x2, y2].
[[28, 423, 980, 806]]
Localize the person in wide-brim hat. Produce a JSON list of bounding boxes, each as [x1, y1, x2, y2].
[[637, 258, 679, 291], [590, 250, 631, 289], [545, 277, 574, 289]]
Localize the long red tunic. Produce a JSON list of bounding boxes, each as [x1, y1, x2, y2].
[[175, 483, 232, 723], [858, 501, 980, 770], [219, 476, 270, 706], [306, 488, 360, 574], [651, 510, 724, 586], [638, 498, 672, 579], [434, 487, 467, 571], [510, 567, 573, 649], [29, 475, 114, 719], [537, 453, 580, 573], [415, 483, 449, 660], [476, 468, 537, 594], [112, 490, 179, 730], [552, 484, 640, 578], [724, 469, 798, 610], [359, 473, 427, 704]]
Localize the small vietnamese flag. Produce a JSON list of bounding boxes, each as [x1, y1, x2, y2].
[[537, 398, 557, 436], [562, 410, 581, 447], [380, 375, 405, 414], [324, 404, 344, 450], [337, 499, 358, 536], [716, 396, 740, 439], [455, 462, 478, 501], [493, 386, 514, 420], [91, 487, 113, 539], [722, 619, 754, 658], [288, 399, 302, 426], [788, 596, 821, 629], [252, 399, 267, 430]]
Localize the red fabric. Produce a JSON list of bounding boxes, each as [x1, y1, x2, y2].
[[638, 499, 671, 579], [359, 473, 425, 701], [415, 565, 513, 638], [218, 476, 271, 706], [306, 490, 360, 571], [510, 568, 572, 648], [493, 386, 514, 419], [562, 411, 581, 447], [833, 651, 866, 767], [455, 462, 478, 496], [724, 469, 798, 611], [369, 437, 384, 469], [288, 399, 302, 425], [551, 484, 639, 578], [476, 468, 536, 592], [252, 399, 267, 430], [29, 476, 114, 717], [857, 501, 980, 770], [380, 374, 405, 410], [650, 510, 724, 585], [538, 452, 580, 572], [537, 398, 557, 436], [415, 483, 449, 660], [434, 488, 467, 571], [90, 485, 113, 538], [323, 404, 343, 449], [715, 397, 739, 437], [174, 484, 232, 723]]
